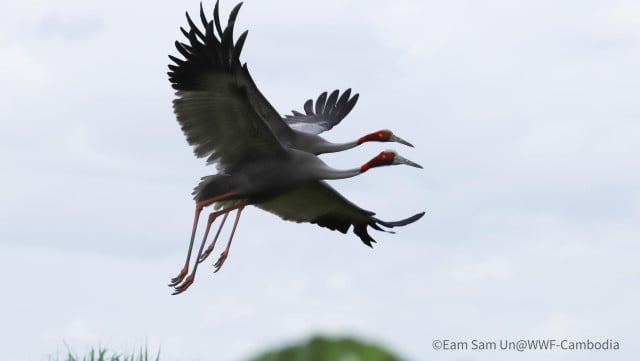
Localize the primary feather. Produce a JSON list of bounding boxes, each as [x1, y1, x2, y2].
[[284, 89, 360, 135], [256, 181, 425, 247]]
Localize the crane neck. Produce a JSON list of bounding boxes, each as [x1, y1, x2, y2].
[[317, 154, 389, 179], [316, 140, 359, 154], [320, 166, 363, 180]]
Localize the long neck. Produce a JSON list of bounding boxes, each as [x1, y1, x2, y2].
[[322, 168, 362, 179], [319, 166, 363, 180], [292, 149, 368, 180], [315, 140, 359, 154]]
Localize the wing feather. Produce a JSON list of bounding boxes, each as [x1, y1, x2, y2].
[[315, 91, 327, 115], [169, 1, 291, 170], [324, 89, 339, 115], [303, 99, 313, 115], [255, 181, 425, 247], [185, 12, 205, 41], [284, 89, 360, 135]]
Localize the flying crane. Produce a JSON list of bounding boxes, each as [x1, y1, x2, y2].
[[168, 1, 425, 294]]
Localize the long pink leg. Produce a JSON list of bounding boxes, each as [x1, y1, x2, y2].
[[197, 211, 230, 264], [214, 205, 245, 273], [169, 190, 235, 287], [172, 204, 245, 295]]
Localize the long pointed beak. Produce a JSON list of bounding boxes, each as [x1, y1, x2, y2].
[[394, 154, 423, 169], [389, 134, 414, 147]]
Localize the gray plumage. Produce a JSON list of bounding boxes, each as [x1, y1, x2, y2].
[[284, 89, 360, 135], [167, 1, 424, 293]]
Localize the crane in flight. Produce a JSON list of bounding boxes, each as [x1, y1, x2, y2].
[[168, 1, 425, 294], [282, 88, 414, 152], [191, 87, 415, 258], [171, 148, 422, 294]]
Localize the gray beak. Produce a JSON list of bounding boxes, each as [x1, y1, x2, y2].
[[393, 154, 423, 169], [389, 134, 414, 147]]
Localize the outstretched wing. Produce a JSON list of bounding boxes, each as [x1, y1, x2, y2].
[[169, 1, 293, 171], [284, 89, 359, 135], [255, 180, 425, 247]]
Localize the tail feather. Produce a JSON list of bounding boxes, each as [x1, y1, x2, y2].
[[374, 212, 426, 228], [352, 211, 426, 248], [353, 224, 376, 248]]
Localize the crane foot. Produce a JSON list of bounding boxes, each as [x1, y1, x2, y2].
[[213, 251, 228, 273], [198, 246, 214, 264], [168, 266, 188, 287], [172, 273, 195, 295]]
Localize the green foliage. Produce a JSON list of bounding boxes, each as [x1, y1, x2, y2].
[[49, 345, 160, 361], [50, 335, 405, 361], [247, 335, 405, 361]]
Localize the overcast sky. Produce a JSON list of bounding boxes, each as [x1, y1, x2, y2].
[[1, 0, 639, 360]]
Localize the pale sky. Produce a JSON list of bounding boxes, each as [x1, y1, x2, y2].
[[1, 0, 639, 360]]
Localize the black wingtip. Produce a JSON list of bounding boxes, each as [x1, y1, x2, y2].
[[354, 224, 377, 247], [232, 30, 249, 63], [200, 2, 208, 27], [325, 89, 339, 111], [213, 1, 223, 36], [331, 89, 359, 121], [185, 11, 205, 40], [170, 0, 251, 88], [315, 91, 328, 115], [303, 99, 313, 115], [229, 2, 244, 22], [375, 211, 426, 228]]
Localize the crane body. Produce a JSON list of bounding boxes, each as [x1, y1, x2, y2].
[[167, 1, 426, 294]]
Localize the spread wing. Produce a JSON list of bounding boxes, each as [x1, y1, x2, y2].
[[168, 1, 293, 171], [255, 180, 425, 247], [284, 89, 359, 135]]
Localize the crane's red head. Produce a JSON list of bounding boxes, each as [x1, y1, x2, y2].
[[360, 150, 423, 172], [357, 129, 414, 147]]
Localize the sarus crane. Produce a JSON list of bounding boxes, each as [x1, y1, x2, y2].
[[168, 1, 425, 294]]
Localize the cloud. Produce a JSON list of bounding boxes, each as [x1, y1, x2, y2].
[[0, 45, 50, 87], [38, 13, 103, 41]]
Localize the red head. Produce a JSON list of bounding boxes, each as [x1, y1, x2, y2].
[[360, 150, 423, 172], [357, 129, 414, 147]]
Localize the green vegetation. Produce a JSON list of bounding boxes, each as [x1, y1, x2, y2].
[[247, 335, 406, 361], [51, 335, 405, 361], [49, 345, 160, 361]]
